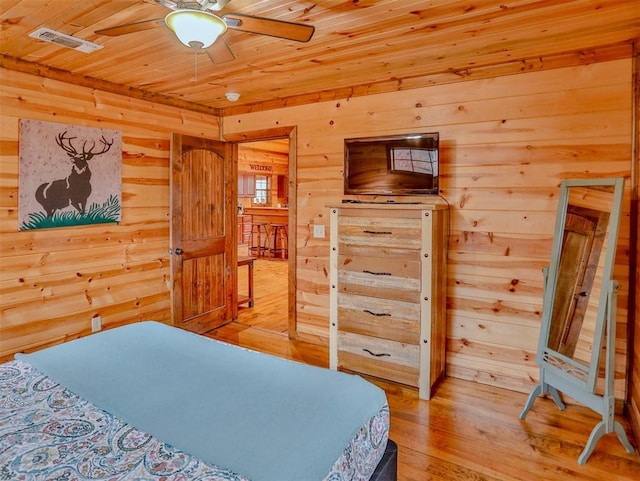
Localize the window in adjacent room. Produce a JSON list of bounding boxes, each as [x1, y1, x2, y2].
[[254, 175, 270, 205]]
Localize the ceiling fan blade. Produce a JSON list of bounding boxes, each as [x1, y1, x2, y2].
[[95, 18, 165, 37], [207, 38, 235, 63], [154, 0, 178, 10], [222, 13, 314, 42]]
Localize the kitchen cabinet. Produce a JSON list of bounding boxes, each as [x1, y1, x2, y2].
[[277, 175, 288, 198], [237, 214, 252, 245], [238, 174, 256, 198]]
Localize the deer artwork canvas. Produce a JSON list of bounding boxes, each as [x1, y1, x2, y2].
[[18, 119, 122, 230]]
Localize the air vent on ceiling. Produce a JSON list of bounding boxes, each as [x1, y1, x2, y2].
[[29, 28, 103, 53]]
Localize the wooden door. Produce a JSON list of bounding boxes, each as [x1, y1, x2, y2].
[[548, 205, 609, 357], [170, 133, 237, 333]]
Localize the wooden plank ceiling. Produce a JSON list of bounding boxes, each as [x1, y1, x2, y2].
[[1, 0, 639, 116]]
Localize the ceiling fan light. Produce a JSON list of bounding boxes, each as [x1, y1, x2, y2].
[[165, 9, 227, 49]]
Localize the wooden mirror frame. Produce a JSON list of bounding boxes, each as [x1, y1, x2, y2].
[[519, 178, 635, 464]]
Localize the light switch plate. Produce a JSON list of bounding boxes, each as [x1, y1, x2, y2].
[[91, 315, 102, 333], [313, 224, 325, 238]]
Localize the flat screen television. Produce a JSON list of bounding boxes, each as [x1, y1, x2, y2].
[[344, 132, 439, 195]]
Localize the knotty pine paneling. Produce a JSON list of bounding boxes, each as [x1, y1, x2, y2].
[[0, 56, 636, 416], [237, 141, 288, 173], [0, 68, 220, 360], [224, 58, 634, 401], [632, 235, 640, 441], [628, 44, 640, 455]]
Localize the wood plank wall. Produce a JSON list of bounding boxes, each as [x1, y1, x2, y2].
[[224, 58, 634, 402], [633, 232, 640, 444], [629, 43, 640, 449], [0, 68, 220, 360], [0, 56, 636, 427], [237, 141, 288, 176]]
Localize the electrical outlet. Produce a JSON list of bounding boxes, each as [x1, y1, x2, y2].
[[91, 315, 102, 333], [313, 224, 325, 238]]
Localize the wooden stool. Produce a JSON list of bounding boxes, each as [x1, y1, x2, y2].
[[250, 222, 268, 257], [268, 223, 288, 259]]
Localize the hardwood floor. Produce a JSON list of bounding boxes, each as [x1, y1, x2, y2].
[[237, 257, 288, 333], [217, 261, 639, 481]]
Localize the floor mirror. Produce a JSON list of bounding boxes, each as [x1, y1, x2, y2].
[[519, 177, 635, 464]]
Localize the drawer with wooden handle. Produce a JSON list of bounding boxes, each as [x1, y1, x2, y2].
[[338, 216, 421, 250], [337, 254, 420, 302], [337, 293, 420, 344], [337, 307, 419, 345], [338, 331, 420, 387]]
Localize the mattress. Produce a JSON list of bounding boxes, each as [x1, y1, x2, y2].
[[1, 321, 390, 480]]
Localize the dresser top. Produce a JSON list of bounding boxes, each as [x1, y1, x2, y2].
[[328, 201, 448, 211]]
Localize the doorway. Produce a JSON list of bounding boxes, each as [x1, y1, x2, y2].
[[227, 127, 297, 337]]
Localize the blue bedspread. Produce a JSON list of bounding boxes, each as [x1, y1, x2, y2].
[[10, 321, 389, 480], [1, 359, 251, 480]]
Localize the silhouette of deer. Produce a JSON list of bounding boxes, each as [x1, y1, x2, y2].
[[35, 131, 113, 217]]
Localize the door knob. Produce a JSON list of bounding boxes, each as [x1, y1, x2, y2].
[[174, 247, 184, 255]]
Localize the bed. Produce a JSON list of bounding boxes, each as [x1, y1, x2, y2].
[[0, 321, 397, 480]]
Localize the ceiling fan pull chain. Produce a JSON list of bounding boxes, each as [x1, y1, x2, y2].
[[194, 50, 198, 82]]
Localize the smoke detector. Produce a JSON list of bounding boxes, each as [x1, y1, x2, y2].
[[29, 28, 103, 53], [225, 92, 240, 102]]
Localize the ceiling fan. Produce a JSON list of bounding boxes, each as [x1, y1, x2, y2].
[[95, 0, 315, 64]]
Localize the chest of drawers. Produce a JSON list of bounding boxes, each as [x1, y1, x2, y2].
[[328, 204, 448, 399]]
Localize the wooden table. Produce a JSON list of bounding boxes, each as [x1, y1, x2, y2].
[[238, 256, 258, 307]]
